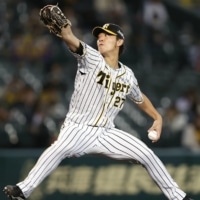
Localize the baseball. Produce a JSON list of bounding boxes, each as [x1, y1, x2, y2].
[[148, 130, 158, 140]]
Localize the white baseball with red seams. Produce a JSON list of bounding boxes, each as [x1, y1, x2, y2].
[[148, 130, 158, 140]]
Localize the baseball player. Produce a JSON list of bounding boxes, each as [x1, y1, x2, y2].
[[3, 5, 193, 200]]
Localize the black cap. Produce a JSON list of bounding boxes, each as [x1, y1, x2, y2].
[[92, 23, 125, 40]]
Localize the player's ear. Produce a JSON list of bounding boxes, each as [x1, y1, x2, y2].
[[117, 39, 124, 47]]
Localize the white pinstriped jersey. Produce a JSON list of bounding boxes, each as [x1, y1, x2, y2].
[[66, 42, 143, 128]]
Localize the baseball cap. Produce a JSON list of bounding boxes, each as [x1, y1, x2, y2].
[[92, 23, 125, 40]]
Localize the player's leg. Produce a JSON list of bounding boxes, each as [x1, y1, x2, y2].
[[5, 122, 97, 199], [96, 128, 187, 200]]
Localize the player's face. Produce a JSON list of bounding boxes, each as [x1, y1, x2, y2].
[[97, 32, 120, 55]]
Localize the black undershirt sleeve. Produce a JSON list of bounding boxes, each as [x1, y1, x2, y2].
[[74, 42, 83, 55]]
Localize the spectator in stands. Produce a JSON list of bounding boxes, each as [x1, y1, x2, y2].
[[188, 36, 200, 71], [175, 87, 200, 122], [28, 101, 53, 148], [160, 104, 188, 147], [181, 114, 200, 151], [143, 0, 169, 31], [2, 76, 26, 107], [142, 0, 172, 66]]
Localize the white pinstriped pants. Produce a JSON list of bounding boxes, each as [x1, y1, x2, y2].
[[17, 121, 186, 199]]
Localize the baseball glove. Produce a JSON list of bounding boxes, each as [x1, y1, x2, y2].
[[39, 5, 72, 37]]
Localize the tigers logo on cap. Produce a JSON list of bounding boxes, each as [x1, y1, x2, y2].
[[92, 23, 125, 39], [103, 24, 109, 29]]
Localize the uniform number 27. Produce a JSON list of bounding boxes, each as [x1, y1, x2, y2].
[[114, 96, 125, 108]]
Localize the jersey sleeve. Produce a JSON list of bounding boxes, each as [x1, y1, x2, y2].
[[127, 71, 144, 104], [68, 41, 103, 73]]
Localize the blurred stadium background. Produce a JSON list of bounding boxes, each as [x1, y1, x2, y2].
[[0, 0, 200, 199]]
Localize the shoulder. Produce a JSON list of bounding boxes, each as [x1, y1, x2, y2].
[[120, 63, 136, 77], [69, 41, 100, 58], [121, 63, 139, 87], [82, 42, 100, 56]]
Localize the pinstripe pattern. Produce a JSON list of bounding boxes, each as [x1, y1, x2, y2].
[[96, 128, 186, 199], [66, 42, 143, 128], [17, 42, 186, 200]]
